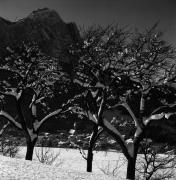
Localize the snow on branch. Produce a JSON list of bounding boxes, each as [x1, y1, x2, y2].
[[143, 104, 176, 126], [113, 103, 140, 128], [125, 138, 134, 158], [103, 118, 136, 158], [0, 110, 22, 129], [102, 118, 133, 159], [68, 105, 98, 124], [35, 97, 45, 104], [0, 89, 22, 100], [143, 112, 176, 126], [103, 118, 125, 143], [87, 111, 98, 124], [0, 121, 10, 136], [35, 108, 68, 131], [98, 95, 105, 118], [73, 79, 91, 87]]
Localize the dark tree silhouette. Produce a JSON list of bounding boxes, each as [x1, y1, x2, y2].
[[68, 24, 176, 179], [0, 42, 68, 160]]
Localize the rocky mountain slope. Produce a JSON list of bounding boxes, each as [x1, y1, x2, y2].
[[0, 8, 81, 65]]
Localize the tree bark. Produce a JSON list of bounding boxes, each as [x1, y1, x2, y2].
[[87, 124, 98, 172], [126, 157, 136, 180], [87, 147, 94, 172], [25, 138, 37, 160], [87, 125, 103, 172], [126, 140, 141, 180]]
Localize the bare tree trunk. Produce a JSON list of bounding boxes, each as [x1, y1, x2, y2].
[[87, 125, 103, 172], [126, 157, 136, 180], [126, 137, 141, 180], [87, 146, 94, 172], [87, 124, 98, 172], [25, 138, 37, 160]]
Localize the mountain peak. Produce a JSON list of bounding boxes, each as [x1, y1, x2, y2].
[[0, 8, 81, 67], [27, 8, 63, 23]]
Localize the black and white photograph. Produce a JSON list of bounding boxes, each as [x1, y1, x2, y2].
[[0, 0, 175, 179]]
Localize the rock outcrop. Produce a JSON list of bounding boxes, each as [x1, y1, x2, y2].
[[0, 8, 81, 66]]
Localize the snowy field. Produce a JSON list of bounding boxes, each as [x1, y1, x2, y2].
[[0, 147, 175, 179], [0, 147, 127, 179]]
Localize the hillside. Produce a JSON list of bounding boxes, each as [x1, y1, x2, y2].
[[0, 8, 81, 66]]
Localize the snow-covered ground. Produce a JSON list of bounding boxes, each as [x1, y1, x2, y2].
[[1, 147, 175, 179], [0, 147, 127, 179]]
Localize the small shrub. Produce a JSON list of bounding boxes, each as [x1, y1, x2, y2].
[[98, 156, 126, 177], [136, 141, 176, 180], [35, 137, 62, 166], [0, 135, 20, 158]]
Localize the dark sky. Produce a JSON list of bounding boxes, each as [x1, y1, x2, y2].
[[0, 0, 175, 45]]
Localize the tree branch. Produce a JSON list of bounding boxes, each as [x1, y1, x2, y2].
[[0, 110, 22, 129], [102, 118, 131, 160], [0, 121, 10, 136], [35, 109, 68, 131], [111, 103, 141, 129], [87, 110, 98, 124], [0, 89, 22, 100]]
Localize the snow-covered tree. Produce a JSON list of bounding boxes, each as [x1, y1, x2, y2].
[[68, 25, 133, 172], [0, 42, 68, 160], [68, 24, 176, 179]]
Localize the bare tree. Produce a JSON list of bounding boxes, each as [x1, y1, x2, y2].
[[136, 141, 176, 180], [0, 132, 21, 158], [35, 136, 62, 166], [99, 156, 126, 177], [70, 25, 134, 173], [0, 42, 68, 160], [68, 24, 176, 179]]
